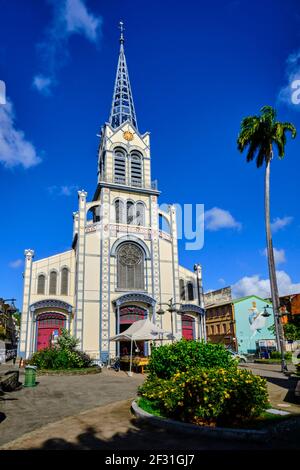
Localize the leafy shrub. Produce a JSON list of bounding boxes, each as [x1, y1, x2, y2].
[[139, 367, 269, 426], [148, 340, 235, 379], [29, 329, 92, 369], [270, 351, 292, 360]]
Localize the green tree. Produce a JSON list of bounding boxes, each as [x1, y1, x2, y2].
[[237, 106, 296, 371]]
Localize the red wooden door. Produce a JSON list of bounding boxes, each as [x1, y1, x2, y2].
[[37, 313, 66, 351], [182, 315, 195, 340]]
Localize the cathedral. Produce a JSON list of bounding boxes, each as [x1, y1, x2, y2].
[[19, 24, 206, 361]]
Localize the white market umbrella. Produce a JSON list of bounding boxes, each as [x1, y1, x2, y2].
[[110, 318, 174, 376]]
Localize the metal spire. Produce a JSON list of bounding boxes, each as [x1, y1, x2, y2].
[[109, 21, 138, 130]]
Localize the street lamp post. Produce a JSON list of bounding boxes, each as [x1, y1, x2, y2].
[[262, 304, 288, 373], [156, 298, 183, 342]]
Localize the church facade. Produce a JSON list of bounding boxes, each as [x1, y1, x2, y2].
[[19, 26, 206, 361]]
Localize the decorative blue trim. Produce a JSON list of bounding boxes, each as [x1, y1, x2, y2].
[[114, 292, 156, 308], [101, 351, 109, 363], [180, 304, 205, 316], [110, 235, 151, 259], [29, 299, 73, 313]]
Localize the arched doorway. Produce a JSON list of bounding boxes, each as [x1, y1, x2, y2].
[[36, 313, 66, 351], [181, 314, 195, 340], [119, 305, 147, 356]]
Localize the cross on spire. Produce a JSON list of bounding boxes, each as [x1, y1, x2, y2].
[[109, 21, 138, 130]]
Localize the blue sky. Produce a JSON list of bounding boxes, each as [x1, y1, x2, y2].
[[1, 0, 300, 308]]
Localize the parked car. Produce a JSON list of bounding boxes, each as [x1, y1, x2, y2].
[[227, 349, 248, 363]]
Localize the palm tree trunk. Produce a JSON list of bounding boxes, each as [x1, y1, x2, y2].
[[265, 158, 287, 371]]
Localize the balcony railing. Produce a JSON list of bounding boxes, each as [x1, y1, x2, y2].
[[99, 176, 158, 191]]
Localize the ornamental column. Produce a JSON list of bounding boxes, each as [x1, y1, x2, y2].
[[19, 249, 34, 358], [75, 190, 87, 348]]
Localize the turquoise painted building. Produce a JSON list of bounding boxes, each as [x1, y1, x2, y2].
[[234, 296, 276, 355]]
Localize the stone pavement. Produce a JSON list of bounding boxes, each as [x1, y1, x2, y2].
[[0, 366, 144, 447], [0, 362, 299, 450], [241, 363, 300, 415]]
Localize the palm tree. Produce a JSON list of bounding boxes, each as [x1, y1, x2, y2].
[[237, 105, 296, 372]]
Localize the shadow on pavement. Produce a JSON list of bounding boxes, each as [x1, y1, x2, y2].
[[25, 416, 300, 451]]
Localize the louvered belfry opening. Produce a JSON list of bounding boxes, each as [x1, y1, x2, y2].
[[130, 152, 142, 187], [114, 148, 126, 184], [117, 243, 144, 290]]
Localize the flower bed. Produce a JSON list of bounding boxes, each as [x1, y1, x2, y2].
[[138, 340, 270, 428]]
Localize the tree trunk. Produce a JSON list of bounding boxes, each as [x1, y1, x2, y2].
[[265, 158, 286, 369]]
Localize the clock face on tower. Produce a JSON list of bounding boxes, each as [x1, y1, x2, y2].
[[123, 131, 134, 141]]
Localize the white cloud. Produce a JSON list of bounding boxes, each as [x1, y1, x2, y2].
[[271, 216, 293, 233], [65, 0, 101, 41], [261, 247, 286, 265], [0, 99, 41, 169], [218, 278, 226, 285], [278, 49, 300, 107], [9, 259, 23, 269], [33, 0, 103, 94], [32, 75, 54, 96], [204, 207, 242, 231], [48, 184, 78, 197], [232, 271, 300, 298]]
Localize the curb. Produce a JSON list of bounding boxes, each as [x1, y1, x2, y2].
[[131, 401, 270, 442]]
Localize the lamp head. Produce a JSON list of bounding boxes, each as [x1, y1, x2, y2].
[[157, 308, 165, 316], [262, 305, 271, 317]]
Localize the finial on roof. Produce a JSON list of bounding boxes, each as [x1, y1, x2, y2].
[[119, 20, 124, 45]]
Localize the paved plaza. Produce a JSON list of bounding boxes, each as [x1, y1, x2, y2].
[[0, 363, 299, 450]]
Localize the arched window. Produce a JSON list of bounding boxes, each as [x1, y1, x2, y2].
[[49, 271, 57, 295], [115, 199, 125, 224], [61, 268, 69, 296], [114, 148, 126, 184], [37, 274, 46, 295], [130, 152, 142, 187], [136, 202, 145, 226], [180, 279, 186, 300], [117, 243, 144, 290], [187, 282, 194, 301], [127, 201, 134, 225]]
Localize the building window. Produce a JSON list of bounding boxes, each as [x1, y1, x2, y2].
[[223, 323, 227, 334], [37, 274, 46, 295], [115, 199, 125, 224], [180, 279, 185, 300], [61, 268, 69, 296], [211, 325, 215, 335], [217, 324, 221, 334], [117, 243, 144, 290], [130, 152, 142, 187], [136, 202, 145, 226], [187, 282, 194, 301], [49, 271, 57, 295], [127, 201, 134, 225], [114, 148, 126, 184]]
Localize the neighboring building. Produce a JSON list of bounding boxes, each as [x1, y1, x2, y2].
[[0, 298, 18, 351], [278, 293, 300, 324], [204, 287, 232, 307], [205, 295, 276, 355], [19, 26, 206, 361]]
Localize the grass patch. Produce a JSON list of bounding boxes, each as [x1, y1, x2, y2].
[[36, 366, 102, 375], [137, 397, 163, 417], [137, 398, 294, 430]]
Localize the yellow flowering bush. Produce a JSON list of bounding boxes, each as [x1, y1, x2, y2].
[[138, 367, 269, 426]]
